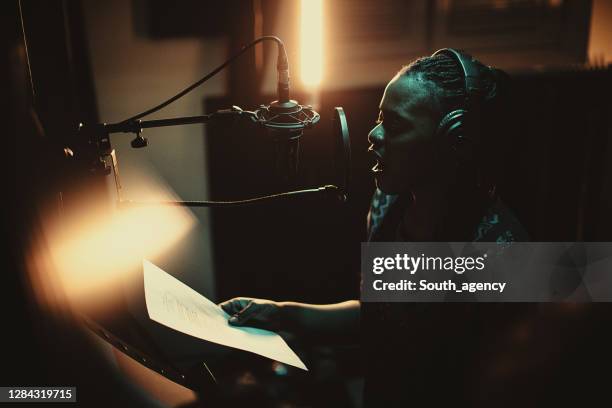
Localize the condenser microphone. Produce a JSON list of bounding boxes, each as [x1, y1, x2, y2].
[[253, 101, 320, 184], [252, 40, 320, 185]]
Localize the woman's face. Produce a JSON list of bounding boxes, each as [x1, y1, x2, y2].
[[368, 73, 442, 194]]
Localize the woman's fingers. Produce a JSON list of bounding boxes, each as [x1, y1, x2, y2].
[[219, 297, 251, 315], [219, 298, 280, 331], [228, 301, 257, 326]]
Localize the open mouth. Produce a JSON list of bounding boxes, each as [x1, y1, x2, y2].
[[368, 145, 384, 174], [372, 161, 383, 173]]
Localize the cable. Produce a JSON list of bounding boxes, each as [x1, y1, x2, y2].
[[118, 186, 341, 208], [120, 36, 287, 124]]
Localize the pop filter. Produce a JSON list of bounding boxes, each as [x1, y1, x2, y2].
[[333, 107, 351, 199]]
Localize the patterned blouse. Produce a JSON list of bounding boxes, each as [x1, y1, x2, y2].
[[362, 188, 529, 407]]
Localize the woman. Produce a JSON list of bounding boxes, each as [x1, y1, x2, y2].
[[220, 50, 528, 406]]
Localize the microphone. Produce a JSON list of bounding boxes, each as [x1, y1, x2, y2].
[[250, 40, 321, 185], [253, 101, 320, 185]]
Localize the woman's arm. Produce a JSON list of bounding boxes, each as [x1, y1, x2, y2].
[[219, 298, 360, 345], [281, 300, 360, 344]]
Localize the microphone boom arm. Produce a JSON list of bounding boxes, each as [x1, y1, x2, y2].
[[103, 106, 257, 135], [82, 107, 346, 208]]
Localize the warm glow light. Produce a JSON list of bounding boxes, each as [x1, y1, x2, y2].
[[50, 204, 194, 304], [300, 0, 323, 88], [29, 174, 196, 315]]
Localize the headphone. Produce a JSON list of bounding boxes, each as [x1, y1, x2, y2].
[[431, 48, 484, 152]]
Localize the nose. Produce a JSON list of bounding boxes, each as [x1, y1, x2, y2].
[[368, 123, 384, 148]]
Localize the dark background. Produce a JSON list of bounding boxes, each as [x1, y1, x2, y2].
[[4, 0, 612, 407]]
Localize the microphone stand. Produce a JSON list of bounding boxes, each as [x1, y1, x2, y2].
[[81, 107, 345, 208], [105, 114, 214, 132], [77, 36, 347, 208]]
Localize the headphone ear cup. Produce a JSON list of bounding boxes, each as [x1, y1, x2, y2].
[[436, 109, 466, 150]]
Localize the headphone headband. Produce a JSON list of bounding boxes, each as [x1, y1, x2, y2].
[[432, 48, 482, 108], [430, 48, 484, 154]]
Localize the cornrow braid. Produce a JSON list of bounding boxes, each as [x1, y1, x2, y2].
[[399, 52, 499, 114]]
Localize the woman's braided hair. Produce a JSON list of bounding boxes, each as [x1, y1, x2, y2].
[[399, 52, 502, 114]]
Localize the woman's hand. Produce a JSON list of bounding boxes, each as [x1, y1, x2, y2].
[[219, 297, 283, 331], [219, 298, 360, 344]]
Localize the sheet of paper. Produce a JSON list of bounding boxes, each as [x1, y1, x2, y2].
[[143, 259, 307, 371]]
